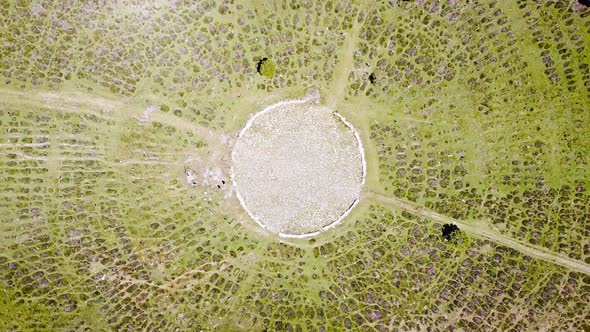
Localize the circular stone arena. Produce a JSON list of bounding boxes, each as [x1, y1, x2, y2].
[[231, 99, 366, 237]]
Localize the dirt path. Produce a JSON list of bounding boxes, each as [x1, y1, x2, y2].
[[325, 3, 368, 109], [369, 191, 590, 276], [0, 87, 221, 145]]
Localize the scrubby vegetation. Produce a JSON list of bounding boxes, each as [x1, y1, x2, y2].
[[0, 1, 588, 331]]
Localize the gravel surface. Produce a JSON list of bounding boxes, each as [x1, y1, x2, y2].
[[232, 100, 365, 236]]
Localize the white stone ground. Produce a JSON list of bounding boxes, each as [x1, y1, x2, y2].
[[231, 99, 365, 237]]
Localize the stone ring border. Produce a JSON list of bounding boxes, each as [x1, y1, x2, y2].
[[230, 96, 367, 239]]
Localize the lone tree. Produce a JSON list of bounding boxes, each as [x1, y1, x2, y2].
[[257, 57, 276, 79]]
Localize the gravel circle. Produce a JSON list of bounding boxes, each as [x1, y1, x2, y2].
[[231, 99, 365, 237]]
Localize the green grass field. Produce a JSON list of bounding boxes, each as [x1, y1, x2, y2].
[[0, 1, 589, 331]]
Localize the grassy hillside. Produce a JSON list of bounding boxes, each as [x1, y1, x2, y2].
[[0, 1, 588, 331]]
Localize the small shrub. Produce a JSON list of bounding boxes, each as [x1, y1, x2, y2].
[[256, 57, 276, 79]]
